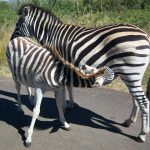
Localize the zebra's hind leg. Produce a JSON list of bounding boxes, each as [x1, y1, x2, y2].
[[25, 88, 43, 147], [129, 86, 149, 142], [66, 86, 76, 109], [15, 81, 23, 112], [122, 98, 139, 127]]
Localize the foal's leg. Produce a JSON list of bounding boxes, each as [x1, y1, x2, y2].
[[15, 81, 23, 112], [54, 88, 70, 130], [61, 86, 67, 112], [26, 86, 34, 105], [67, 86, 75, 109], [25, 88, 43, 147]]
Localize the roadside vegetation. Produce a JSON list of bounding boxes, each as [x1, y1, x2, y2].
[[0, 0, 150, 91]]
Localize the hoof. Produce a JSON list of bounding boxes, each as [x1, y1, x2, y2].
[[66, 126, 71, 131], [122, 119, 133, 127], [136, 134, 146, 143], [24, 141, 31, 148], [62, 126, 71, 131], [136, 136, 145, 143], [62, 122, 71, 131]]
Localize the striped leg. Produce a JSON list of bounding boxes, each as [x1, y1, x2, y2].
[[26, 87, 34, 105], [132, 87, 149, 142], [123, 98, 139, 127], [67, 86, 75, 109], [126, 85, 149, 142], [25, 88, 43, 147], [15, 81, 23, 112], [54, 88, 70, 130], [61, 86, 67, 112]]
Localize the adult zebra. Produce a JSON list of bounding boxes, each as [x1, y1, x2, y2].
[[17, 4, 150, 142], [6, 36, 109, 147]]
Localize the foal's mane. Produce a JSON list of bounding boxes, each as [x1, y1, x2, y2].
[[18, 4, 62, 23]]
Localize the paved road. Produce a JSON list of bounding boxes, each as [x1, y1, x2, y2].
[[0, 77, 150, 150]]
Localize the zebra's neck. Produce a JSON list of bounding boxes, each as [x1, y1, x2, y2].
[[11, 17, 30, 40], [26, 7, 84, 53], [11, 27, 22, 40], [27, 7, 62, 44]]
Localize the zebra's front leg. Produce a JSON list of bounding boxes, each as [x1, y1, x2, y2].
[[61, 86, 67, 112], [54, 88, 70, 130], [15, 82, 23, 112], [67, 86, 75, 109], [122, 98, 139, 127], [26, 86, 34, 105], [25, 88, 43, 147]]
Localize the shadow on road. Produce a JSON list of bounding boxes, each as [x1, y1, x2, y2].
[[0, 90, 138, 144]]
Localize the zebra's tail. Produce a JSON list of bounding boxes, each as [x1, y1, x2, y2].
[[43, 44, 111, 80]]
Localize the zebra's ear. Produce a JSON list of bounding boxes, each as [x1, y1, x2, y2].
[[22, 7, 29, 17], [18, 6, 29, 16]]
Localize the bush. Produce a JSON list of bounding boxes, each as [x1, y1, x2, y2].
[[0, 1, 17, 26]]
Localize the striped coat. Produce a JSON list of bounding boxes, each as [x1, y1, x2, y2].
[[6, 36, 110, 147], [16, 4, 150, 142]]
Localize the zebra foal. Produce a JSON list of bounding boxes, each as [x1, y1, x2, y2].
[[10, 17, 76, 110], [6, 37, 112, 147], [16, 4, 150, 142]]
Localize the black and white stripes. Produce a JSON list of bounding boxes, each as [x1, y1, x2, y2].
[[7, 37, 109, 89], [6, 36, 111, 146], [12, 4, 150, 143]]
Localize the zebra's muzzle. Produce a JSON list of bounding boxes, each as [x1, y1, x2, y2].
[[92, 67, 115, 88]]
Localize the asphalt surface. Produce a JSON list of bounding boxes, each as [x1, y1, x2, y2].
[[0, 77, 150, 150]]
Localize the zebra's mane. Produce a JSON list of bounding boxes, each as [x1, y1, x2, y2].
[[18, 4, 62, 23], [43, 44, 106, 79]]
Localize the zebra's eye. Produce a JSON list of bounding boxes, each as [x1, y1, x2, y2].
[[81, 65, 87, 70]]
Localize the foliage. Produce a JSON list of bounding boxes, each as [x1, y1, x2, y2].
[[0, 1, 17, 67], [0, 1, 17, 26]]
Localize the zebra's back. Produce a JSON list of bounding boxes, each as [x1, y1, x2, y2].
[[6, 37, 59, 89]]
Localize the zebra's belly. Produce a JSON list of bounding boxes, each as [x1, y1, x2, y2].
[[16, 67, 60, 91]]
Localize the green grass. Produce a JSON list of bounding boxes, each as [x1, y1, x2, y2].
[[0, 25, 15, 65]]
